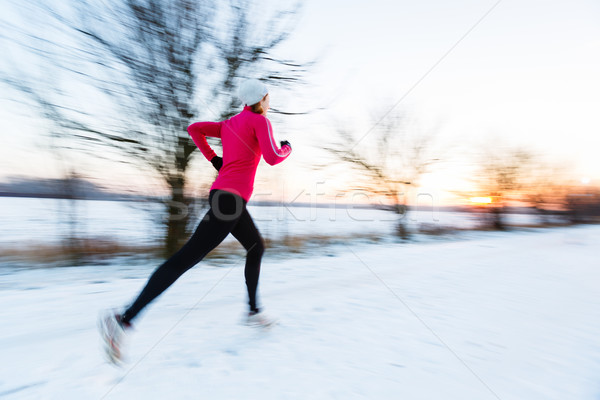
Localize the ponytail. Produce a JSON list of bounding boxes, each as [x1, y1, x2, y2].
[[250, 102, 264, 115], [249, 94, 268, 115]]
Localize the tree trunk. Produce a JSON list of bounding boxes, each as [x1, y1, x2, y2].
[[394, 202, 411, 241], [491, 206, 505, 230], [164, 176, 191, 258]]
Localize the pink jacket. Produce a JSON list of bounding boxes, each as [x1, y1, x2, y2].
[[188, 106, 292, 201]]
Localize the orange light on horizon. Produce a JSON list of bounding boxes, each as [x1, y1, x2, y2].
[[469, 196, 493, 204]]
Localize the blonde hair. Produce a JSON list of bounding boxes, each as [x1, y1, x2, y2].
[[250, 102, 264, 114], [249, 94, 268, 114]]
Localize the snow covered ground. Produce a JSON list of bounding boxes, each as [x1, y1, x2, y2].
[[1, 225, 599, 399]]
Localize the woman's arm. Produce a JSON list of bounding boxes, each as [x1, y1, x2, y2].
[[187, 121, 222, 161], [255, 117, 291, 165]]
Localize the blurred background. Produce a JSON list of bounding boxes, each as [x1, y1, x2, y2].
[[1, 0, 599, 266]]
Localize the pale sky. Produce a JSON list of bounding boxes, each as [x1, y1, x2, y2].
[[1, 0, 599, 205], [273, 0, 600, 204]]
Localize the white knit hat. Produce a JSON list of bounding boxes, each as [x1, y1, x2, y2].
[[238, 79, 268, 106]]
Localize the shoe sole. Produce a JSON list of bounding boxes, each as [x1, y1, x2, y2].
[[98, 313, 124, 365], [246, 318, 279, 329]]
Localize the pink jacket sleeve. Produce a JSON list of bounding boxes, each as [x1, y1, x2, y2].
[[255, 117, 291, 165], [187, 121, 222, 161]]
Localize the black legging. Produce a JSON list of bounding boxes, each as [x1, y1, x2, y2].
[[121, 189, 265, 324]]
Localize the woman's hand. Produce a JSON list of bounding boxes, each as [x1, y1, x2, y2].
[[210, 156, 223, 171]]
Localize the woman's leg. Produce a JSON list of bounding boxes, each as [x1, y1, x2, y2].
[[121, 190, 245, 324], [230, 208, 265, 313]]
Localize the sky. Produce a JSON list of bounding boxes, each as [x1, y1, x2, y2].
[[1, 0, 599, 205], [276, 0, 600, 204]]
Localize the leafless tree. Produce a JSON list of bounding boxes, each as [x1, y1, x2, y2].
[[470, 144, 533, 229], [1, 0, 306, 256], [518, 157, 572, 225], [564, 185, 600, 224], [323, 109, 440, 239]]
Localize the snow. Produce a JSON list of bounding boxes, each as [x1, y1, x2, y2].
[[1, 225, 600, 399], [0, 197, 546, 247]]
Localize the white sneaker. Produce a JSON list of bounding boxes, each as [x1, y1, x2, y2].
[[98, 311, 131, 364], [246, 310, 278, 328]]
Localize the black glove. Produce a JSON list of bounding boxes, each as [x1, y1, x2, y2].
[[280, 140, 291, 150], [210, 156, 223, 171]]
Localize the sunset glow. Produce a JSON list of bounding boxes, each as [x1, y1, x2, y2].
[[470, 197, 493, 204]]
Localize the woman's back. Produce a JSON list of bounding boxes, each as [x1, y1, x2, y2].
[[188, 106, 291, 201]]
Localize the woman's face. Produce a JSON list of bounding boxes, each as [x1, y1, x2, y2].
[[260, 93, 270, 116]]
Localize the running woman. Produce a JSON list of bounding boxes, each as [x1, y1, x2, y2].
[[99, 79, 292, 363]]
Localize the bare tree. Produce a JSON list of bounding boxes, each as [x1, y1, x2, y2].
[[323, 110, 440, 239], [563, 185, 600, 224], [518, 157, 572, 225], [470, 144, 533, 230], [1, 0, 306, 256]]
